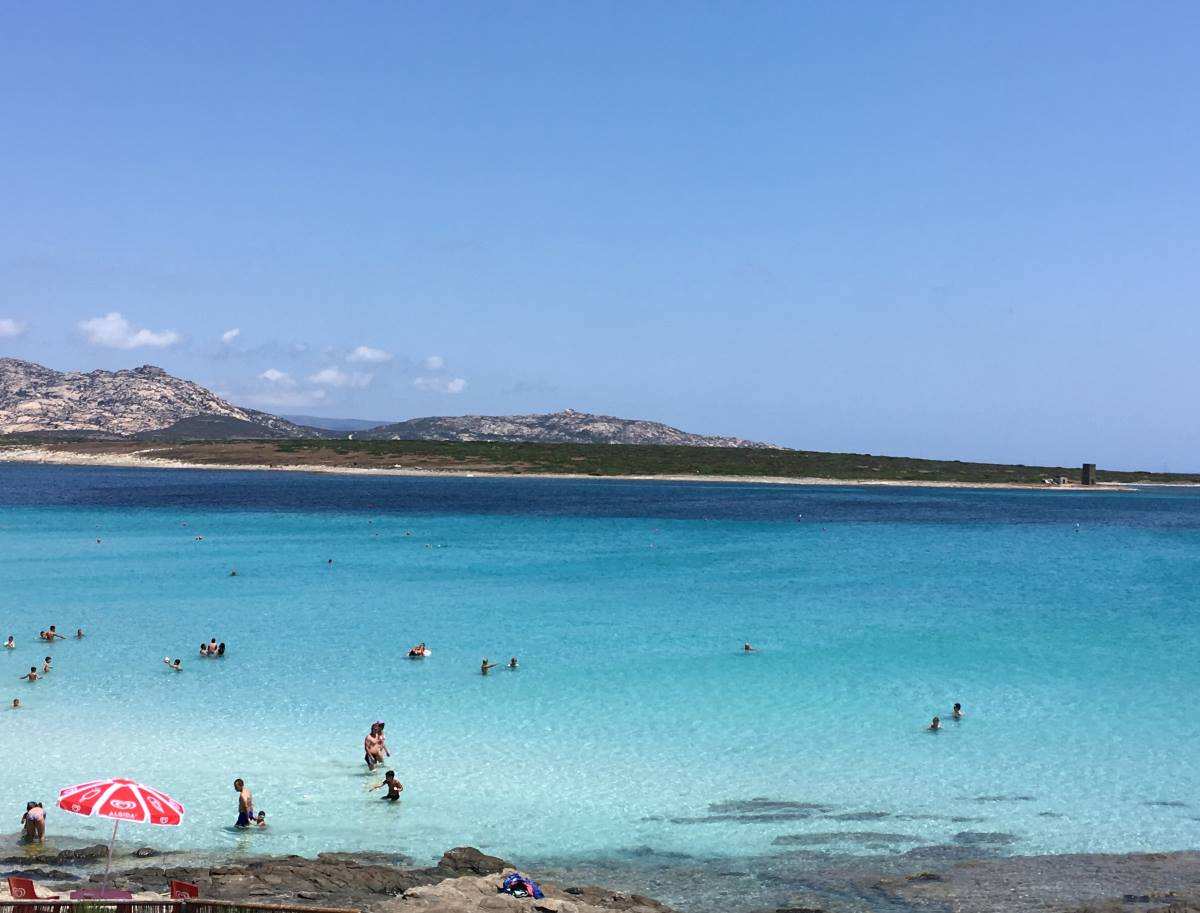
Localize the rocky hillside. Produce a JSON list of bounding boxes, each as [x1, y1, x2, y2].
[[0, 358, 318, 438], [358, 409, 780, 448]]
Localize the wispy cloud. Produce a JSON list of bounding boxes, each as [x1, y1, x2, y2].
[[221, 328, 241, 344], [347, 345, 392, 364], [309, 367, 372, 388], [421, 355, 445, 370], [259, 368, 294, 386], [413, 376, 467, 394], [0, 318, 26, 338], [239, 388, 328, 409], [78, 312, 180, 349]]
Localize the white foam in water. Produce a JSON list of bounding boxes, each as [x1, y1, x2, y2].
[[2, 466, 1198, 864]]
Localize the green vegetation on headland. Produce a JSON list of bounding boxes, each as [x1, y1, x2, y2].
[[6, 438, 1198, 485], [262, 439, 1197, 484]]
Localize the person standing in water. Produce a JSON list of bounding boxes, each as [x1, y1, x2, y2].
[[481, 658, 498, 675], [928, 716, 941, 731], [233, 779, 254, 828], [952, 702, 963, 720], [369, 770, 404, 802], [743, 642, 756, 652], [20, 667, 38, 682], [4, 636, 14, 649]]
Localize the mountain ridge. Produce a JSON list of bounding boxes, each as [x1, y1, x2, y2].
[[0, 357, 319, 438], [356, 408, 781, 448]]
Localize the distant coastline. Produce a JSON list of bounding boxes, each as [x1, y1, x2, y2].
[[0, 444, 1148, 491]]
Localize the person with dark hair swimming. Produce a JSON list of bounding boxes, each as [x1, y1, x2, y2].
[[369, 770, 404, 802], [217, 642, 226, 657]]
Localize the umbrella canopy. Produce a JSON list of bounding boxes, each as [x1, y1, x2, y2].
[[59, 777, 184, 826]]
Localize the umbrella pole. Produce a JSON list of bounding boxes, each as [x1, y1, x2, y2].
[[101, 819, 119, 894]]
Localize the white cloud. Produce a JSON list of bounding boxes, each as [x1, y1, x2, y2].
[[259, 368, 294, 386], [347, 345, 392, 363], [413, 376, 467, 394], [309, 367, 372, 388], [0, 318, 26, 338], [221, 328, 241, 344], [78, 312, 181, 349], [421, 355, 445, 370]]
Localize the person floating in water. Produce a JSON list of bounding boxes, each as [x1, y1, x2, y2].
[[4, 636, 13, 649], [508, 657, 518, 669], [11, 698, 21, 709], [408, 643, 429, 658], [952, 702, 963, 720], [369, 770, 404, 802], [743, 642, 756, 652], [229, 569, 238, 577], [163, 657, 182, 671], [20, 667, 38, 682], [233, 778, 254, 828], [928, 716, 941, 731], [481, 658, 498, 675], [75, 628, 84, 639]]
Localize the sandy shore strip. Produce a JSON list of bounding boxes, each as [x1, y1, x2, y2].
[[0, 445, 1142, 491]]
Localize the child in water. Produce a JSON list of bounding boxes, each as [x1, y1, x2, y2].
[[253, 811, 267, 828], [369, 770, 404, 802]]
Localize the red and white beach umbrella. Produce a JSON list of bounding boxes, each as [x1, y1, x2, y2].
[[58, 778, 185, 890]]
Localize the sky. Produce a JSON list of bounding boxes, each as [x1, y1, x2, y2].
[[2, 3, 1198, 470]]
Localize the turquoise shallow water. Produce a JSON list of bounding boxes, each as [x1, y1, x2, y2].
[[1, 465, 1198, 865]]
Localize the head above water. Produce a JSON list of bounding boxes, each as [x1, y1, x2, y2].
[[234, 778, 244, 791]]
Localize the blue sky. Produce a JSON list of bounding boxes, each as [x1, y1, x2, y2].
[[2, 3, 1198, 469]]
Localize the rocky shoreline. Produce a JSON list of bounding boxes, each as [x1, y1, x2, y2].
[[4, 843, 1200, 913]]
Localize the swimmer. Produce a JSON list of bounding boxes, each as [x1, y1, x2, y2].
[[20, 667, 38, 682], [10, 698, 19, 710], [4, 636, 13, 649], [229, 569, 238, 577], [75, 628, 84, 639], [199, 643, 208, 657], [208, 638, 219, 655], [369, 770, 404, 802], [508, 657, 518, 669], [195, 535, 203, 540], [163, 657, 182, 671], [47, 626, 64, 640], [481, 658, 498, 675], [41, 657, 52, 674], [408, 643, 428, 658], [253, 811, 267, 828], [327, 558, 333, 565], [928, 716, 941, 731], [217, 642, 226, 657], [952, 702, 963, 720], [743, 642, 756, 652]]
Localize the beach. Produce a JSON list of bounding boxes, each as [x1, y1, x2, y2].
[[2, 464, 1198, 912]]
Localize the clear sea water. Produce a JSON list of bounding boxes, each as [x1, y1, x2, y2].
[[1, 465, 1198, 867]]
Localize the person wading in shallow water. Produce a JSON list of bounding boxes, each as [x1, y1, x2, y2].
[[481, 658, 498, 675], [233, 778, 254, 828]]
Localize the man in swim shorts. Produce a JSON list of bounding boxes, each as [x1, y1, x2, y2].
[[364, 724, 387, 770], [233, 778, 254, 828]]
